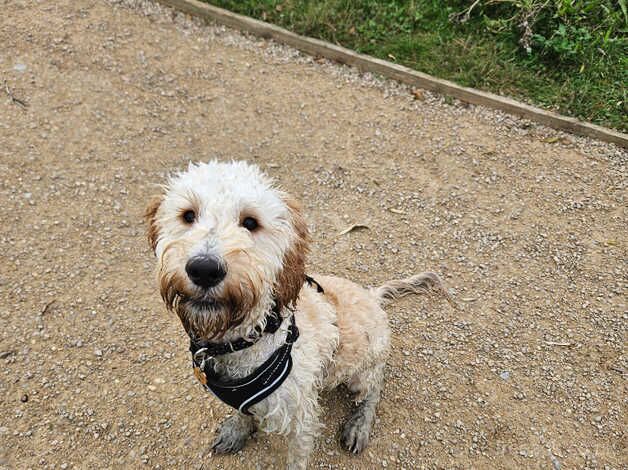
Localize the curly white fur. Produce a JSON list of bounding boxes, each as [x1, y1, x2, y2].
[[146, 160, 451, 469]]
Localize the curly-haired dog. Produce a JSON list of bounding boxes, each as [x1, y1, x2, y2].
[[145, 161, 451, 469]]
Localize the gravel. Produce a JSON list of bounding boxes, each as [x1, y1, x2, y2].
[[1, 0, 626, 469]]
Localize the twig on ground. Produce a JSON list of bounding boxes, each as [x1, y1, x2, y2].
[[544, 341, 574, 347], [41, 299, 56, 315], [4, 80, 28, 108], [338, 224, 369, 236], [0, 350, 16, 359], [449, 0, 482, 23]]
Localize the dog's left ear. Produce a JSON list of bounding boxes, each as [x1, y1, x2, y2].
[[275, 196, 310, 310], [144, 196, 162, 253]]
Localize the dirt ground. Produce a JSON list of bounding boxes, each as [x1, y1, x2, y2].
[[1, 0, 626, 469]]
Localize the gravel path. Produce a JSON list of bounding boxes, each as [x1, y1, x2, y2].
[[1, 1, 626, 469]]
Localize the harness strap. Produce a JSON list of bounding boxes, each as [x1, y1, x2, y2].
[[189, 275, 325, 415], [189, 308, 283, 357], [192, 315, 299, 415]]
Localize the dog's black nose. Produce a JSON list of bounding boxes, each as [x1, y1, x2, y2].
[[185, 256, 226, 288]]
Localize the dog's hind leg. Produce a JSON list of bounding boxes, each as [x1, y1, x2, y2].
[[341, 362, 385, 454], [211, 412, 256, 454]]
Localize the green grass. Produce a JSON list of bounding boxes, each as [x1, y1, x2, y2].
[[206, 0, 627, 132]]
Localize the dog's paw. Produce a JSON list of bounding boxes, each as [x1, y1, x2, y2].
[[211, 414, 255, 454], [340, 412, 371, 454]]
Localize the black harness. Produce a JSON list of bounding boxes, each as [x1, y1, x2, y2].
[[189, 276, 324, 415]]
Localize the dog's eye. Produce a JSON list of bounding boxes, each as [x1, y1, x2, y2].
[[182, 210, 196, 224], [241, 216, 259, 231]]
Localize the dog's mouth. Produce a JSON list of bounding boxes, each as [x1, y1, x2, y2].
[[180, 296, 222, 312]]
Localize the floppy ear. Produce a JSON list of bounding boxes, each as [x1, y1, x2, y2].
[[144, 196, 162, 253], [274, 196, 310, 310]]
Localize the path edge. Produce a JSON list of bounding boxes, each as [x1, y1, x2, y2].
[[155, 0, 627, 148]]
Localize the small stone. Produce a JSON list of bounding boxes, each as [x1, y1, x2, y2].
[[94, 349, 103, 357], [499, 371, 510, 380], [20, 393, 28, 403], [13, 63, 27, 72]]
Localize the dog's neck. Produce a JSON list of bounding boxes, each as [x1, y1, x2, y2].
[[209, 310, 292, 380], [185, 292, 290, 379]]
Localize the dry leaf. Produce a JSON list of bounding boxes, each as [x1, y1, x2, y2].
[[338, 224, 369, 236], [412, 89, 425, 101]]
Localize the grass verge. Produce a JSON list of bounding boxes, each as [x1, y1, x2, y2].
[[206, 0, 627, 132]]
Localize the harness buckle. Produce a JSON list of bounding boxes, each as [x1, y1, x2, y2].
[[193, 347, 213, 386], [193, 347, 214, 371]]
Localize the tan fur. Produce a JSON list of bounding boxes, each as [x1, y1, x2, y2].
[[310, 275, 390, 397], [144, 196, 162, 252], [374, 271, 455, 308], [274, 197, 309, 311]]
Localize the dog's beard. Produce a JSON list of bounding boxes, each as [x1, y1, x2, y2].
[[160, 269, 262, 340]]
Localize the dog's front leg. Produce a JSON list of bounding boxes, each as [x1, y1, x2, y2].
[[286, 422, 317, 470], [286, 405, 321, 470], [212, 412, 256, 454]]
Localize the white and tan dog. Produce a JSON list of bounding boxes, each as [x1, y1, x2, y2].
[[146, 161, 451, 469]]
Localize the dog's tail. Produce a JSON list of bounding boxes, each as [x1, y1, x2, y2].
[[373, 272, 455, 308]]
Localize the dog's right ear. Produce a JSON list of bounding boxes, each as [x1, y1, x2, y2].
[[274, 196, 310, 310], [144, 196, 162, 253]]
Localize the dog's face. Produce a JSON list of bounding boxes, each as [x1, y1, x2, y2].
[[146, 161, 308, 339]]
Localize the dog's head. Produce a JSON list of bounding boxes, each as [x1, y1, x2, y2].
[[145, 161, 308, 339]]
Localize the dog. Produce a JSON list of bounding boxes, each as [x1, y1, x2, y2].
[[145, 160, 451, 469]]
